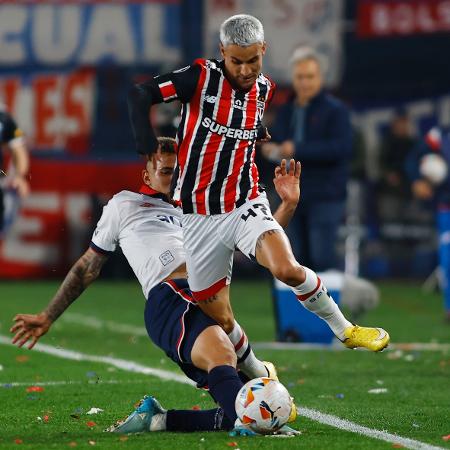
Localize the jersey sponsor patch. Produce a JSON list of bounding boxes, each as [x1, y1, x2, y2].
[[201, 117, 258, 140], [159, 250, 175, 266]]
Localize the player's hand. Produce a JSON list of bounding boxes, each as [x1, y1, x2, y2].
[[273, 159, 301, 206], [412, 179, 433, 200], [10, 175, 30, 198], [10, 312, 52, 350]]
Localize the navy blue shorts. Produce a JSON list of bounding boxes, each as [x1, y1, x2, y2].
[[144, 278, 218, 388]]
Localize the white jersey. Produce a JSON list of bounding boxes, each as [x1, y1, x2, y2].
[[90, 187, 185, 298]]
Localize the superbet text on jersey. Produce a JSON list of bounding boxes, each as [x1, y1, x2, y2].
[[154, 59, 275, 215]]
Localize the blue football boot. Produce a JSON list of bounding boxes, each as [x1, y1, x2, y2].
[[106, 395, 166, 434]]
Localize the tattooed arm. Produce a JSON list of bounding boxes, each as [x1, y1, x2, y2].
[[10, 248, 108, 349]]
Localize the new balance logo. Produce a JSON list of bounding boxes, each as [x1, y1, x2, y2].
[[233, 99, 245, 110]]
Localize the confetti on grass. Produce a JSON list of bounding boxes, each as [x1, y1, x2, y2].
[[26, 386, 44, 393], [16, 355, 29, 363]]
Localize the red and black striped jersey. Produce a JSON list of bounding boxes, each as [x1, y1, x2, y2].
[[154, 59, 275, 215]]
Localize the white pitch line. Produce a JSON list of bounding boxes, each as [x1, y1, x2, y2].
[[253, 342, 450, 352], [60, 312, 148, 337], [297, 407, 444, 450], [2, 379, 149, 388], [0, 335, 444, 450], [0, 335, 194, 386]]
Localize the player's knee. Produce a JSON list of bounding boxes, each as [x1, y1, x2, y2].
[[273, 262, 305, 286]]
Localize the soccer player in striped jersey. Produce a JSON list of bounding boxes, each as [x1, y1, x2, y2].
[[129, 14, 389, 354], [10, 138, 300, 435]]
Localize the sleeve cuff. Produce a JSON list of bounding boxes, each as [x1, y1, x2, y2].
[[90, 241, 113, 255]]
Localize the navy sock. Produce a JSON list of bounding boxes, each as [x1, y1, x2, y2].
[[207, 365, 243, 424], [166, 408, 233, 432]]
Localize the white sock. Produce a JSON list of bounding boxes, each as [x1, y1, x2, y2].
[[149, 412, 167, 431], [291, 266, 352, 340], [227, 320, 268, 378]]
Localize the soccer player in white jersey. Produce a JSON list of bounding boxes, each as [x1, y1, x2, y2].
[[128, 14, 390, 352], [10, 137, 300, 435]]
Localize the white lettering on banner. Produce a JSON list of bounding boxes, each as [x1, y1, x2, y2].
[[2, 193, 91, 268], [361, 0, 450, 37], [0, 6, 27, 64], [142, 4, 180, 64], [0, 4, 180, 67], [33, 6, 81, 64], [80, 5, 136, 64], [0, 71, 94, 151], [3, 193, 60, 265]]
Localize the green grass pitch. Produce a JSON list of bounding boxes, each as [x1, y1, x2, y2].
[[0, 280, 449, 449]]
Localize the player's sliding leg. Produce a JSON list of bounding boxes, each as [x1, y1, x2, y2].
[[110, 325, 243, 434], [255, 229, 389, 351], [190, 324, 244, 425], [108, 395, 233, 433]]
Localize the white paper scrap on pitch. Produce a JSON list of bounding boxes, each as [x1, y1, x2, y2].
[[368, 388, 388, 394], [87, 407, 104, 415]]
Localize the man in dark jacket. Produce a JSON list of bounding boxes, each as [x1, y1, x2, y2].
[[262, 47, 352, 271]]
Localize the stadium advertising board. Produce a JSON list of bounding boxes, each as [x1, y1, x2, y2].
[[357, 0, 450, 37], [204, 0, 344, 86], [0, 70, 95, 154], [0, 1, 181, 69], [0, 158, 142, 278]]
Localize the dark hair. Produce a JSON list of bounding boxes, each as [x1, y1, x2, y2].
[[157, 136, 177, 154]]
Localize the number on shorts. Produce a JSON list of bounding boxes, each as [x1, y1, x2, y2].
[[241, 203, 269, 221]]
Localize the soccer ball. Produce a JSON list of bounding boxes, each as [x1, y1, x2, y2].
[[420, 153, 448, 185], [235, 377, 294, 434]]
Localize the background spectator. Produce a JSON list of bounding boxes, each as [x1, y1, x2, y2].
[[0, 107, 30, 236], [262, 46, 352, 271]]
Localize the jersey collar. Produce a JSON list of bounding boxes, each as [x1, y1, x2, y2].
[[139, 184, 181, 207], [139, 184, 170, 201]]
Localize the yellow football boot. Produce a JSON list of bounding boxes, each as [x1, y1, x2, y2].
[[287, 400, 298, 423], [263, 361, 279, 381], [343, 325, 390, 352]]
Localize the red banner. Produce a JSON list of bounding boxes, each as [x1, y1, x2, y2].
[[0, 157, 143, 278], [0, 70, 95, 155], [357, 0, 450, 37]]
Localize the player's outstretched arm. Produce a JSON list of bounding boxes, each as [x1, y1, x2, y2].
[[272, 158, 301, 229], [128, 65, 200, 155], [10, 248, 108, 349]]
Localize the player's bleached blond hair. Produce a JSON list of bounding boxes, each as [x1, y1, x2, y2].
[[220, 14, 264, 47]]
